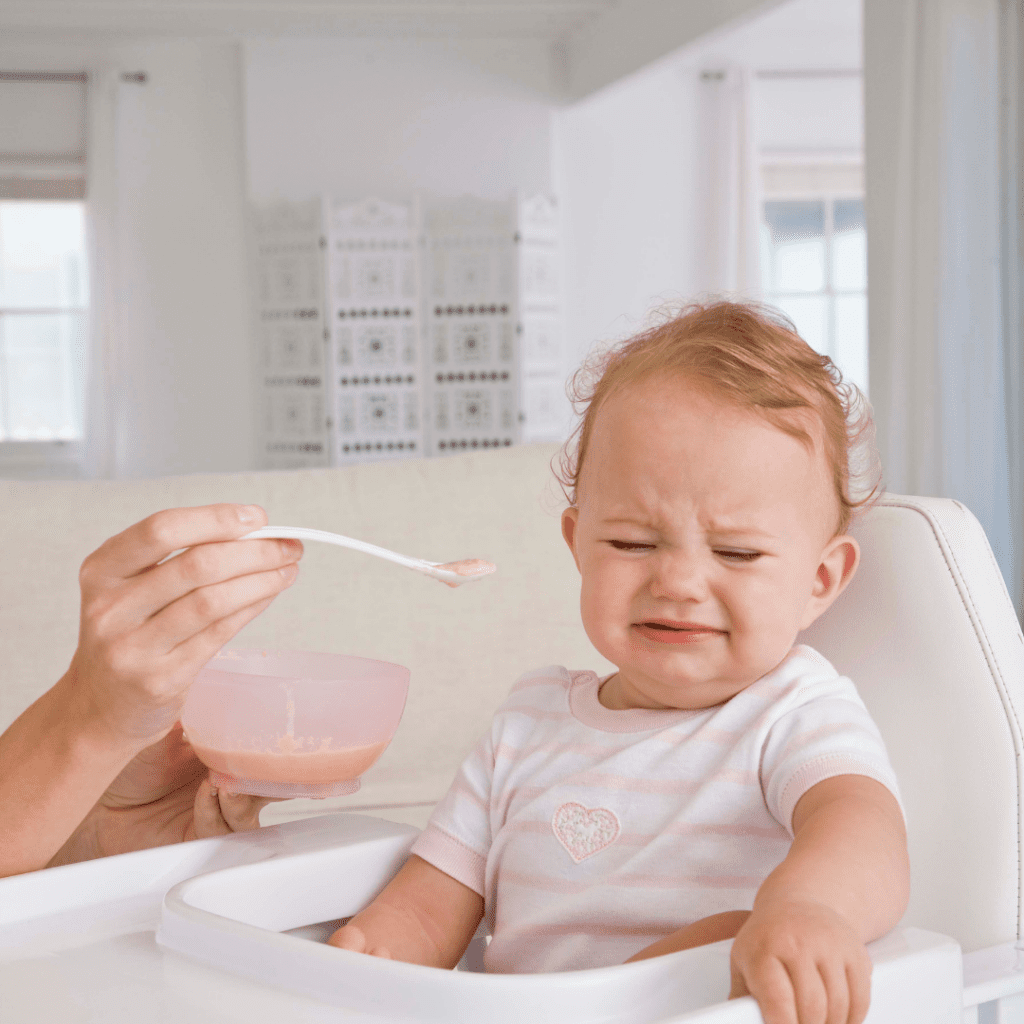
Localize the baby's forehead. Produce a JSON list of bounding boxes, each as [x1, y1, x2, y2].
[[585, 382, 837, 535]]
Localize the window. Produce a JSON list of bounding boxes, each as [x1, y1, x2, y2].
[[0, 70, 89, 476], [760, 180, 868, 396], [0, 200, 88, 441]]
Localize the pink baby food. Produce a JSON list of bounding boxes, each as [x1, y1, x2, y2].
[[190, 739, 387, 785], [437, 558, 497, 587]]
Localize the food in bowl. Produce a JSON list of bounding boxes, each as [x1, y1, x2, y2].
[[181, 648, 410, 799]]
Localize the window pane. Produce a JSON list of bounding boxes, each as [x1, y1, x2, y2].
[[0, 201, 88, 309], [833, 197, 864, 234], [832, 228, 866, 291], [774, 239, 826, 292], [763, 200, 826, 293], [834, 294, 869, 395], [0, 312, 85, 439], [772, 295, 829, 356], [764, 200, 825, 243]]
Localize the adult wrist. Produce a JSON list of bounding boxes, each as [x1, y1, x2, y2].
[[50, 665, 155, 765]]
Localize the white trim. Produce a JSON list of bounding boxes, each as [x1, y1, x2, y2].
[[759, 147, 864, 165], [0, 439, 83, 478]]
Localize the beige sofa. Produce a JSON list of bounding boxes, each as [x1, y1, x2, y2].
[[0, 444, 612, 830]]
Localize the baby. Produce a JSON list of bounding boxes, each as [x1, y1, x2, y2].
[[329, 301, 910, 1024]]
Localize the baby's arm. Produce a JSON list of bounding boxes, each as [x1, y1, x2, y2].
[[626, 775, 907, 1024], [728, 773, 909, 1024], [625, 910, 752, 962], [328, 854, 484, 969]]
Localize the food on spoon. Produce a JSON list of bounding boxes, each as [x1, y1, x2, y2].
[[435, 558, 497, 588]]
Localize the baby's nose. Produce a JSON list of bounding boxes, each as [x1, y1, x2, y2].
[[648, 550, 709, 601]]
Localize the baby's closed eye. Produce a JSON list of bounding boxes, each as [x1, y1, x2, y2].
[[607, 540, 762, 563]]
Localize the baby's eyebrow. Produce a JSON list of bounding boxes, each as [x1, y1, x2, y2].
[[705, 523, 778, 542], [600, 514, 775, 542]]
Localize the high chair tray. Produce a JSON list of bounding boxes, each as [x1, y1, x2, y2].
[[0, 812, 972, 1023]]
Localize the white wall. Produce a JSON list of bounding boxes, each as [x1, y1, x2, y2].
[[0, 37, 254, 480], [244, 38, 558, 204], [554, 0, 863, 376], [554, 62, 705, 374], [109, 39, 252, 478]]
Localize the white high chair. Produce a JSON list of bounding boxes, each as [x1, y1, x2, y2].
[[1, 493, 1022, 1024]]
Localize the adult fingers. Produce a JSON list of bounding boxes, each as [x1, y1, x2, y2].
[[91, 537, 302, 638], [132, 562, 299, 660], [80, 590, 281, 743], [216, 789, 277, 832], [193, 776, 233, 838], [80, 504, 268, 586]]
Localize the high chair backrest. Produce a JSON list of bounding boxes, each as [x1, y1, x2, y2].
[[797, 493, 1024, 953]]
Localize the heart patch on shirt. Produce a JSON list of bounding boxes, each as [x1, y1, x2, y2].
[[551, 802, 621, 863]]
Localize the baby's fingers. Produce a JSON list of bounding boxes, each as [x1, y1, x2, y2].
[[788, 960, 829, 1024], [818, 960, 851, 1024], [732, 956, 798, 1024], [843, 955, 872, 1024], [329, 924, 368, 953]]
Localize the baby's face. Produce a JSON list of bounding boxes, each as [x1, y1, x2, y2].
[[562, 373, 859, 711]]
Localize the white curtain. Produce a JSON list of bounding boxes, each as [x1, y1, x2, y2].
[[865, 0, 1023, 624], [695, 65, 762, 298], [82, 66, 121, 480]]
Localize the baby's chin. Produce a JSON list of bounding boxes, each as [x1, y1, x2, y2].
[[611, 666, 752, 713]]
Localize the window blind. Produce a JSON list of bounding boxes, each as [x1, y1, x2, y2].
[[0, 72, 87, 201]]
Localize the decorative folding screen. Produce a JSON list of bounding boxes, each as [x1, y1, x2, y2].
[[250, 194, 564, 469], [250, 199, 330, 469], [326, 198, 423, 463], [422, 197, 520, 455]]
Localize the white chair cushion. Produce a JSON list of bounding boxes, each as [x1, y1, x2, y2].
[[800, 494, 1024, 952]]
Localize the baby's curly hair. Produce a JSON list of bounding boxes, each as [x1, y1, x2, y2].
[[555, 300, 884, 538]]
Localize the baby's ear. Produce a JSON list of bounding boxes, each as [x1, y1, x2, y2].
[[561, 507, 581, 570], [799, 535, 860, 631]]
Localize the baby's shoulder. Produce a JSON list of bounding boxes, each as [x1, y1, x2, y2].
[[487, 665, 588, 720], [499, 664, 577, 700], [749, 644, 865, 718]]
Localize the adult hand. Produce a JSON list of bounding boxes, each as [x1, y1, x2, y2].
[[3, 503, 302, 876], [64, 502, 302, 752], [728, 897, 872, 1024]]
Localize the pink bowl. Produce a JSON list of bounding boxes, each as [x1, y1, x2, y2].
[[181, 648, 410, 799]]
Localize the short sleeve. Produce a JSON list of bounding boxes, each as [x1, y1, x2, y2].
[[408, 725, 495, 897], [760, 674, 904, 837]]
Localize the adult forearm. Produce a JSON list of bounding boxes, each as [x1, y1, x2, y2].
[[756, 792, 910, 942], [0, 672, 139, 877]]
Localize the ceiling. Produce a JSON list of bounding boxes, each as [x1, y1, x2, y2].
[[0, 0, 618, 39], [0, 0, 806, 98]]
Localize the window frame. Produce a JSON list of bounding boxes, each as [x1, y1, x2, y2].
[[0, 69, 90, 479], [758, 158, 867, 390]]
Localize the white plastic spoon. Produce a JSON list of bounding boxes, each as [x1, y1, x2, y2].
[[240, 525, 496, 588]]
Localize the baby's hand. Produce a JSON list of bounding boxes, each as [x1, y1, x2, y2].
[[728, 898, 872, 1024], [328, 922, 392, 959]]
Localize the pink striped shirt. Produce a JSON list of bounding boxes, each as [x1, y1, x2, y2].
[[410, 644, 903, 973]]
